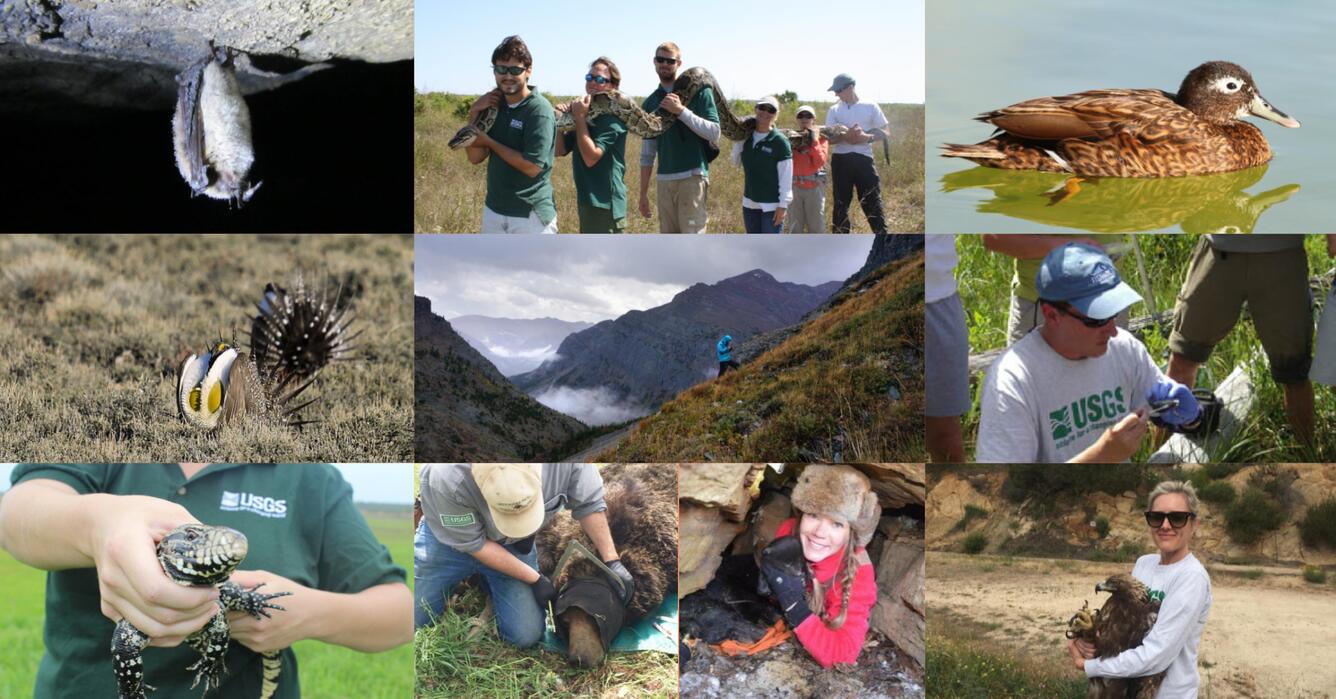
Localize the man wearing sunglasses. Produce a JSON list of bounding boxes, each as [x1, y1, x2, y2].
[[637, 42, 721, 233], [1069, 480, 1212, 698], [825, 74, 889, 233], [977, 243, 1201, 462], [555, 57, 628, 233], [463, 35, 557, 234], [729, 96, 792, 234]]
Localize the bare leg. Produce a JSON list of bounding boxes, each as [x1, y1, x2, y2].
[[1283, 380, 1315, 448], [926, 415, 965, 463]]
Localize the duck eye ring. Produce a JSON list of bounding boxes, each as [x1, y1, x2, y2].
[[1226, 82, 1238, 90]]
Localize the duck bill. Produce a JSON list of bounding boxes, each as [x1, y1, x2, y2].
[[1250, 94, 1301, 128]]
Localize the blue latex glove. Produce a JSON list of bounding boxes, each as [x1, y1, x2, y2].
[[1146, 377, 1201, 426]]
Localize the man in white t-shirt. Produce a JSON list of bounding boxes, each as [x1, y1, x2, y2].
[[824, 73, 888, 233], [976, 243, 1201, 463], [1070, 480, 1213, 698]]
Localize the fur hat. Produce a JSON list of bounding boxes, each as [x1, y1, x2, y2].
[[790, 464, 881, 547]]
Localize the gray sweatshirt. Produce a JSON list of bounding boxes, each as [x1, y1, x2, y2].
[[420, 463, 606, 553]]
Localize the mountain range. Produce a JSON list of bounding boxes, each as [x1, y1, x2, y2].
[[414, 296, 587, 461], [511, 269, 841, 411], [449, 315, 593, 376]]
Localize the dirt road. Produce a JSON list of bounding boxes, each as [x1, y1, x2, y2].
[[927, 552, 1336, 699]]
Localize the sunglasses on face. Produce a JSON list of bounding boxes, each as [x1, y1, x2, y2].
[[797, 113, 814, 119], [585, 74, 612, 85], [492, 64, 527, 76], [1054, 303, 1115, 328], [653, 55, 679, 65], [756, 105, 777, 114], [1145, 511, 1196, 528]]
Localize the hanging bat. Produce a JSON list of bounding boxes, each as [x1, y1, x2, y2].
[[173, 41, 262, 206]]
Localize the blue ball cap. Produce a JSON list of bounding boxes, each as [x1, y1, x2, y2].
[[1036, 243, 1142, 320]]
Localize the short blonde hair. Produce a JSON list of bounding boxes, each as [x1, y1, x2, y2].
[[655, 42, 681, 59], [1148, 480, 1201, 513]]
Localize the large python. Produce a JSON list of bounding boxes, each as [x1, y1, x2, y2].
[[448, 67, 877, 156]]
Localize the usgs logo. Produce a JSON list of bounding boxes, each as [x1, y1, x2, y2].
[[1049, 388, 1126, 441], [220, 490, 288, 518]]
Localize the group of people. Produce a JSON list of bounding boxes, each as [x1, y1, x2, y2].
[[460, 35, 891, 234], [927, 233, 1335, 463]]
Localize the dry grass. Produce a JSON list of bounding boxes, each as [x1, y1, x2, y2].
[[600, 253, 925, 461], [414, 93, 923, 233], [0, 235, 414, 462]]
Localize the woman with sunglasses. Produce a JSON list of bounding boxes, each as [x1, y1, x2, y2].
[[555, 57, 628, 233], [787, 105, 830, 233], [1069, 480, 1212, 698], [729, 96, 792, 233]]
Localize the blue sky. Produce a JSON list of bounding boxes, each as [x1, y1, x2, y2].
[[415, 0, 924, 104], [0, 464, 411, 504]]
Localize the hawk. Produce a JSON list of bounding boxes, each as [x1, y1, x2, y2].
[[1066, 573, 1165, 699]]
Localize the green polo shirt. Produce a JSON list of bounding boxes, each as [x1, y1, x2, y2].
[[11, 463, 406, 699], [739, 129, 792, 204], [484, 90, 557, 225], [1015, 234, 1127, 302], [643, 85, 719, 176], [562, 113, 628, 219]]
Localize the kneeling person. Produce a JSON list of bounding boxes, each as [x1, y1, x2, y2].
[[977, 244, 1201, 463], [415, 464, 632, 649]]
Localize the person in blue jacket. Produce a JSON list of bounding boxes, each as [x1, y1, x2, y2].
[[717, 335, 740, 377]]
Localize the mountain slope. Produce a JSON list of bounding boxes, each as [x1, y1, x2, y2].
[[450, 315, 592, 376], [600, 251, 925, 461], [414, 296, 586, 460], [512, 269, 841, 409]]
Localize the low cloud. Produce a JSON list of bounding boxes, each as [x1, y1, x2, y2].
[[531, 386, 648, 427], [482, 341, 556, 360]]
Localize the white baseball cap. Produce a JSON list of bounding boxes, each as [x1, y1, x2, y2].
[[471, 464, 544, 538]]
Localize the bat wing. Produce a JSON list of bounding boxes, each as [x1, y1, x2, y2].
[[172, 56, 211, 194]]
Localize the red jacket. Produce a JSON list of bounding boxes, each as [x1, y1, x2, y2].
[[774, 517, 876, 667], [791, 139, 829, 190]]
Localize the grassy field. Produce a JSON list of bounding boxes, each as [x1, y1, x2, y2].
[[0, 507, 412, 698], [415, 92, 924, 233], [954, 234, 1336, 462], [927, 608, 1085, 699], [415, 584, 677, 699], [0, 235, 414, 462]]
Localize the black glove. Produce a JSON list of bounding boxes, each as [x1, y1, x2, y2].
[[530, 574, 557, 610], [759, 536, 812, 628], [604, 558, 636, 606]]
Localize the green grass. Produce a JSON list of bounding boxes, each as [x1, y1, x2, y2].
[[956, 234, 1336, 462], [1302, 565, 1327, 584], [415, 585, 676, 699], [415, 92, 924, 233], [0, 507, 412, 698], [0, 235, 414, 462], [962, 532, 988, 554], [927, 609, 1084, 699], [600, 253, 925, 461]]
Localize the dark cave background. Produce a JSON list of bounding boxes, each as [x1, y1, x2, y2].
[[0, 59, 412, 233]]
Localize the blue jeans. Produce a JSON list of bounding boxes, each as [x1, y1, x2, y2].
[[413, 521, 545, 647], [742, 206, 782, 233]]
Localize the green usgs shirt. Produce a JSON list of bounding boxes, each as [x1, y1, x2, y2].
[[562, 113, 628, 220], [484, 90, 557, 224], [643, 85, 719, 176], [1015, 234, 1127, 302], [740, 130, 792, 204], [11, 463, 406, 699]]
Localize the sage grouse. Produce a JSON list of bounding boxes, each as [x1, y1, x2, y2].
[[176, 279, 358, 429]]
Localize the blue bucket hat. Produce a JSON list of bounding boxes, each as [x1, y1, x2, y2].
[[1036, 243, 1142, 320]]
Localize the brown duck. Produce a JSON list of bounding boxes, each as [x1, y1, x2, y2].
[[942, 61, 1300, 177]]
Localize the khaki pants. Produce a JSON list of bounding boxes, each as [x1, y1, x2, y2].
[[787, 186, 826, 234], [656, 175, 708, 233]]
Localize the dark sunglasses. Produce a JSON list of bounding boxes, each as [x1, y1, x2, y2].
[[585, 74, 612, 85], [653, 55, 679, 65], [492, 64, 527, 76], [1144, 511, 1196, 528], [756, 104, 777, 114], [797, 113, 814, 119], [1053, 303, 1115, 328]]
